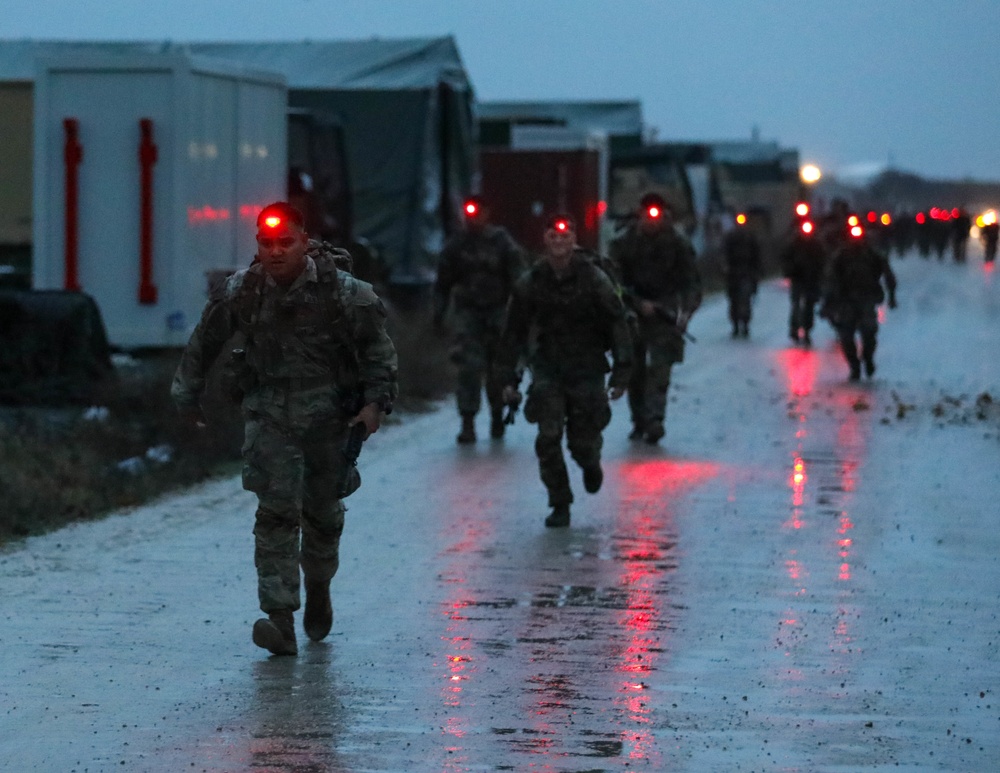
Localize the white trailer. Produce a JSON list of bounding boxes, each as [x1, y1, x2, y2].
[[32, 51, 287, 348]]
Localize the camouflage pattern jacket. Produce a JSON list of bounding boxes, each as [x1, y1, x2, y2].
[[434, 225, 526, 316], [609, 224, 702, 318], [823, 241, 897, 311], [497, 253, 632, 388], [781, 235, 829, 289], [171, 249, 398, 418]]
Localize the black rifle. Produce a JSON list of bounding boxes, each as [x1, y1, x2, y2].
[[337, 394, 367, 498], [651, 304, 698, 344]]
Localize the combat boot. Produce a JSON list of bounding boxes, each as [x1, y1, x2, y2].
[[490, 408, 505, 439], [583, 463, 603, 494], [252, 610, 298, 656], [456, 414, 476, 444], [848, 363, 861, 382], [628, 424, 644, 441], [802, 330, 812, 347], [863, 356, 876, 378], [303, 577, 333, 642], [544, 503, 571, 528], [644, 422, 665, 444]]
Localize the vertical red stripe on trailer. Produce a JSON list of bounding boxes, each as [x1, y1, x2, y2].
[[63, 118, 82, 291], [138, 118, 158, 304]]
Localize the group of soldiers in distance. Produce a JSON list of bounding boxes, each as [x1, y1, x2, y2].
[[855, 204, 997, 265], [433, 191, 901, 528]]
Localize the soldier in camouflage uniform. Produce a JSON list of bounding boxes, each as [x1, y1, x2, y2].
[[781, 218, 829, 346], [497, 214, 632, 528], [722, 213, 762, 338], [609, 193, 702, 444], [172, 202, 398, 657], [434, 196, 526, 443], [821, 222, 897, 381]]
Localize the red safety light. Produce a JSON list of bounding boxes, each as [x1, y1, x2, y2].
[[555, 219, 569, 232], [916, 212, 926, 224], [848, 215, 859, 227], [867, 211, 877, 223], [464, 200, 479, 217], [795, 202, 810, 217], [951, 208, 960, 218], [647, 205, 661, 219], [850, 225, 864, 239], [930, 207, 941, 219], [801, 220, 814, 235], [263, 215, 282, 229]]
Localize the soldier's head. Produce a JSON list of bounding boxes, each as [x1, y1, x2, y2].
[[462, 196, 489, 231], [255, 202, 309, 285], [638, 192, 672, 233], [543, 214, 576, 261]]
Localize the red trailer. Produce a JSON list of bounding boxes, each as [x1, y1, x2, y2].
[[480, 147, 603, 253]]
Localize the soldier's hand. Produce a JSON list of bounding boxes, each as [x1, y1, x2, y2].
[[350, 402, 383, 439], [608, 386, 626, 401], [502, 385, 521, 406], [179, 405, 207, 429]]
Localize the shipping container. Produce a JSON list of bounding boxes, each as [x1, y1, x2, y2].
[[32, 51, 286, 348]]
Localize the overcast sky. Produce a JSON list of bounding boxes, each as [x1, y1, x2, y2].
[[3, 0, 997, 181]]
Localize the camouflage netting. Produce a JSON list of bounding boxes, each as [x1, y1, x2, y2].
[[0, 289, 113, 404]]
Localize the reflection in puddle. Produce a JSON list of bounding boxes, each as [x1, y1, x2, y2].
[[431, 456, 717, 767]]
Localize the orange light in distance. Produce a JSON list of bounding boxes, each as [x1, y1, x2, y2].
[[848, 215, 859, 227], [881, 213, 892, 226], [795, 202, 810, 217], [736, 213, 747, 225]]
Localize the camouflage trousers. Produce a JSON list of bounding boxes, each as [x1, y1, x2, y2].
[[832, 304, 879, 368], [450, 306, 506, 417], [628, 319, 682, 431], [242, 414, 347, 613], [524, 373, 611, 506], [727, 276, 757, 326], [788, 280, 821, 334]]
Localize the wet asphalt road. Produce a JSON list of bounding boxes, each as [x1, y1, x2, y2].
[[2, 249, 999, 772]]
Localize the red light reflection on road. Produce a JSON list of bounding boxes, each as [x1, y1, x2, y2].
[[775, 348, 819, 398], [614, 459, 718, 763]]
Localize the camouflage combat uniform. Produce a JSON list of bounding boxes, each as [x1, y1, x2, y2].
[[821, 239, 897, 379], [497, 250, 631, 508], [781, 231, 828, 342], [434, 225, 526, 428], [722, 227, 762, 337], [171, 247, 397, 614], [609, 224, 702, 438]]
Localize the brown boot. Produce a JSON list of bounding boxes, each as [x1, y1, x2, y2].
[[252, 610, 298, 656], [456, 414, 476, 444], [303, 578, 333, 642]]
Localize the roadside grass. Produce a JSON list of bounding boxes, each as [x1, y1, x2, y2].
[[0, 301, 453, 546]]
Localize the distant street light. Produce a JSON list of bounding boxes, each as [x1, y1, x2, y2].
[[800, 164, 822, 184]]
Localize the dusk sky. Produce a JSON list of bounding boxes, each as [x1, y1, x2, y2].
[[4, 0, 997, 181]]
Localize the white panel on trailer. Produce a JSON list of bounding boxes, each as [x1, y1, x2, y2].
[[32, 51, 286, 348]]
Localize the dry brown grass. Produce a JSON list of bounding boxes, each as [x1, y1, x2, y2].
[[0, 305, 453, 545]]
